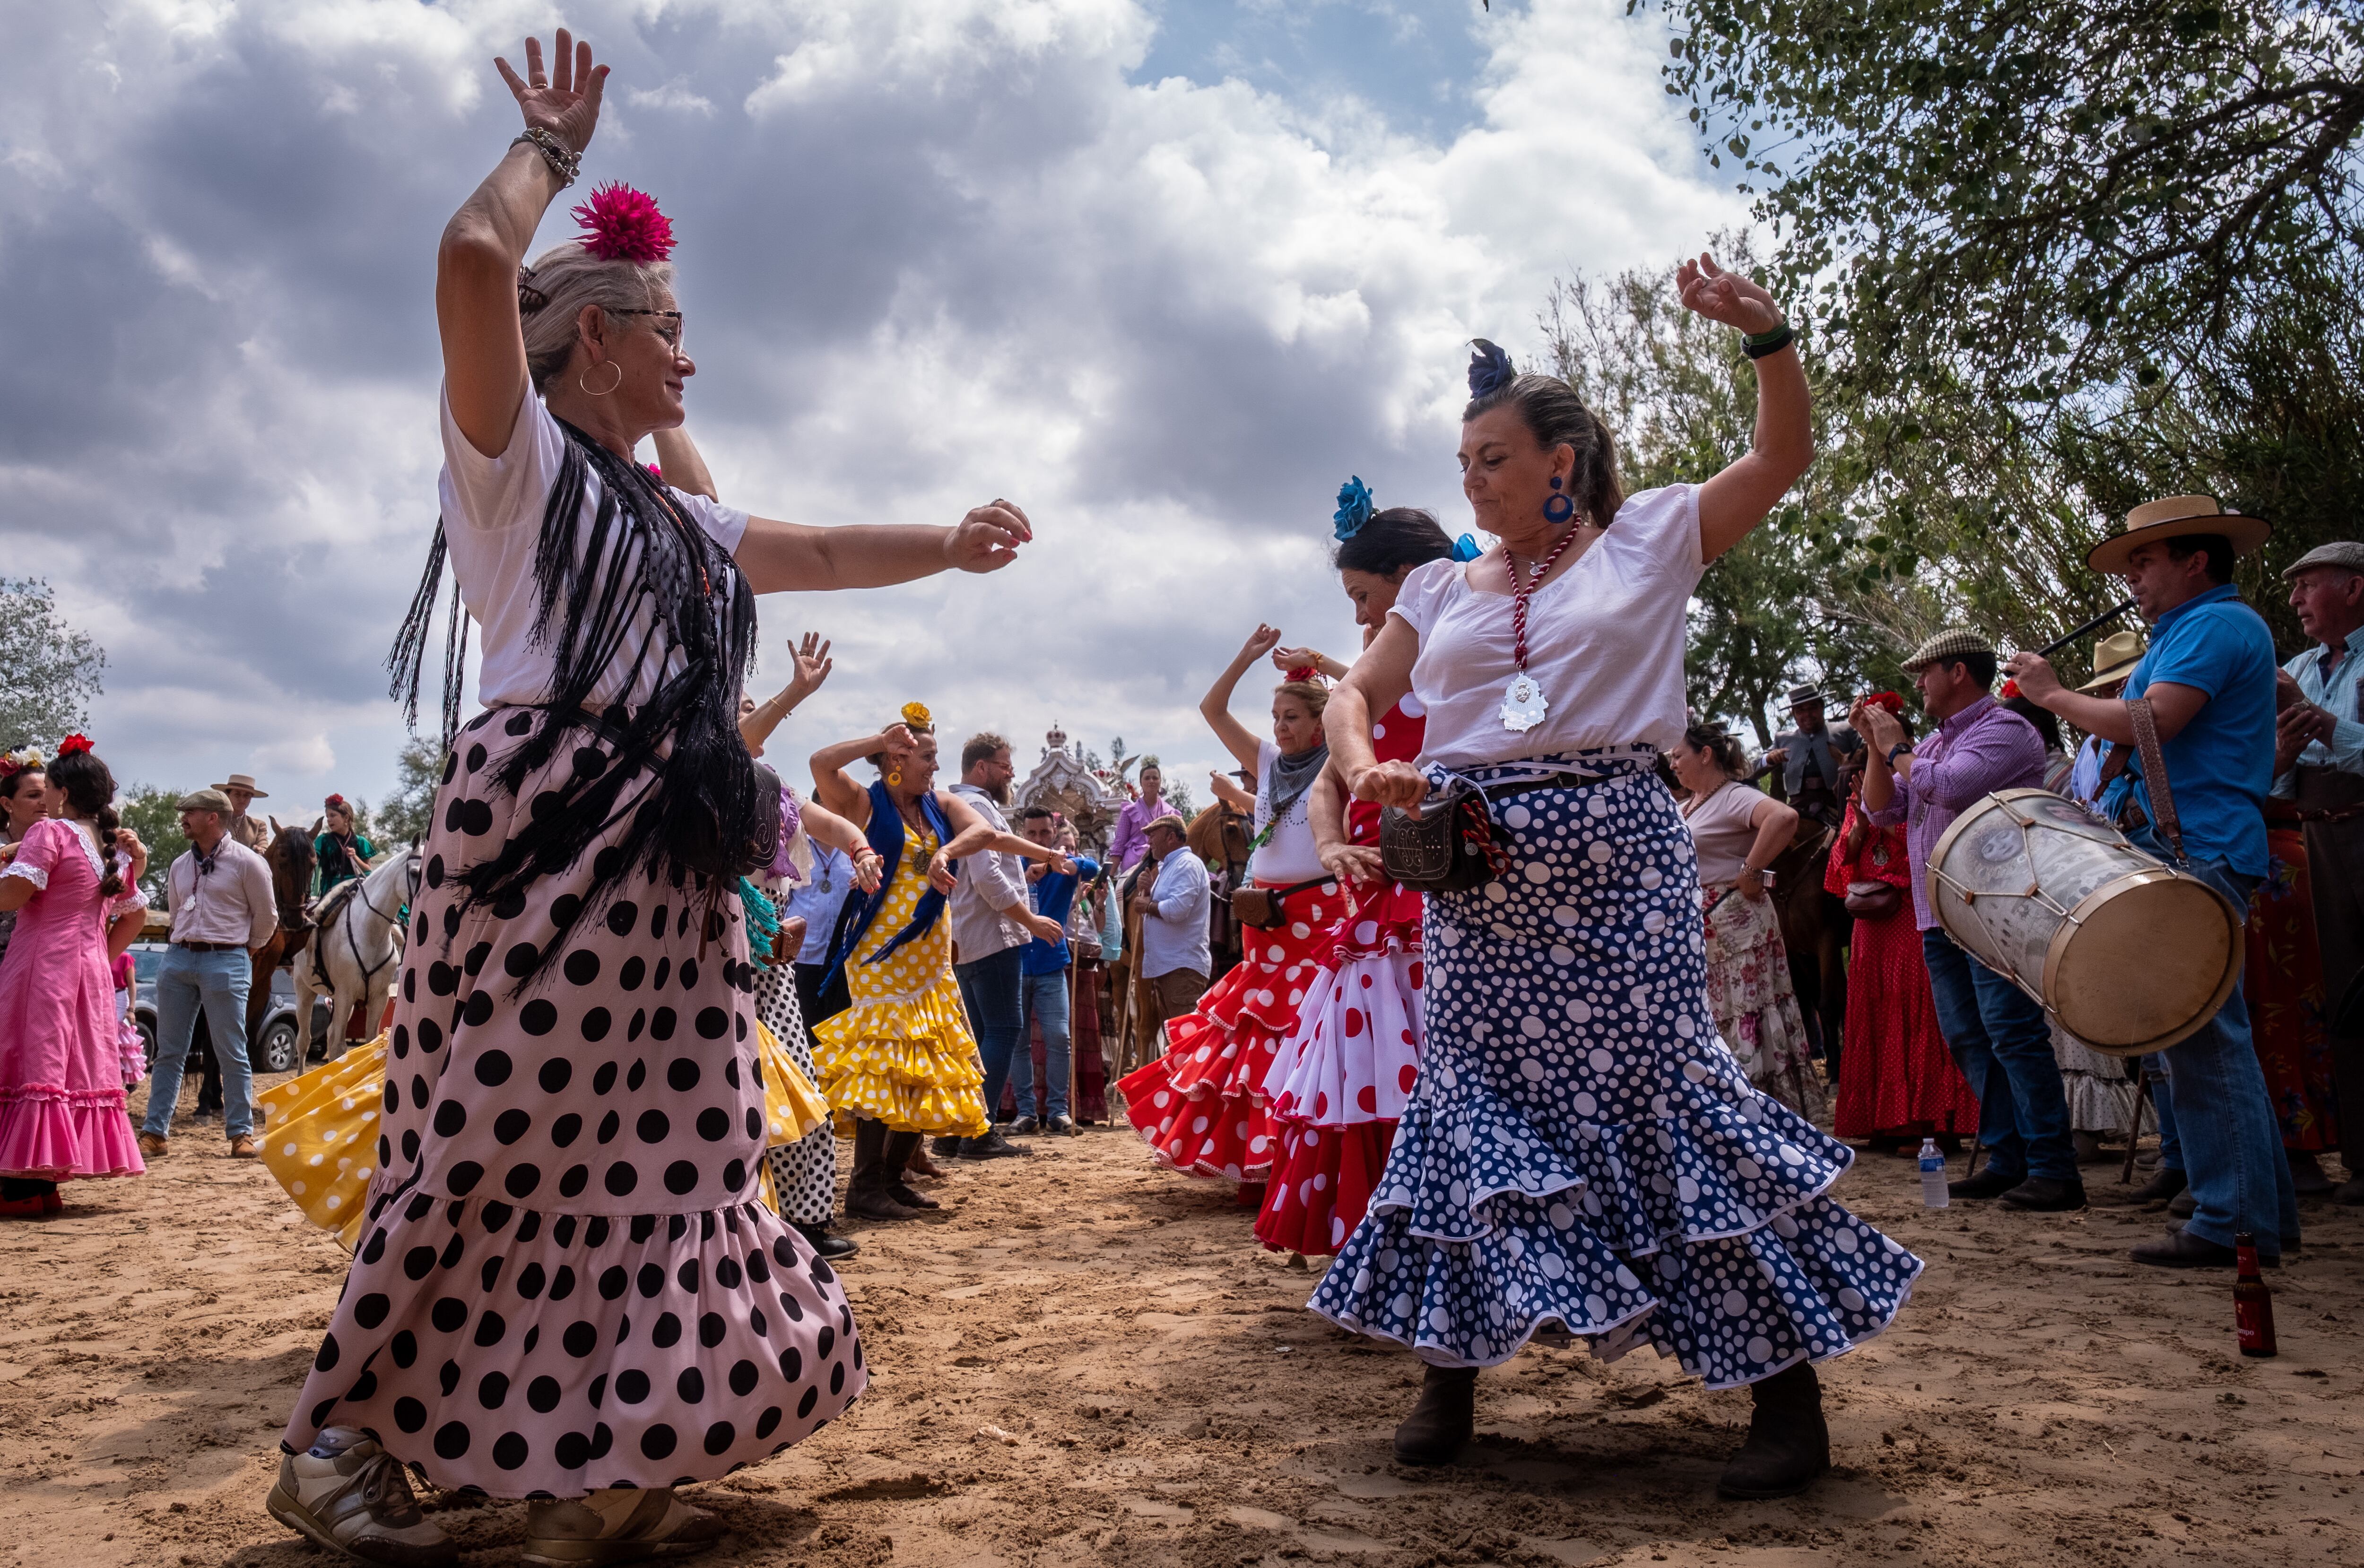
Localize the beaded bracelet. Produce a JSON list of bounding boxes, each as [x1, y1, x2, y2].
[[512, 127, 581, 188]]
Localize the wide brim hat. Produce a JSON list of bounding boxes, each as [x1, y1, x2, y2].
[[210, 771, 269, 798], [1782, 684, 1827, 711], [2086, 494, 2269, 576], [2078, 629, 2147, 691], [1901, 627, 1995, 671]]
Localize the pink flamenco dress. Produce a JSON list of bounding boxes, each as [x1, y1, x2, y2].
[[0, 818, 148, 1203], [1256, 696, 1428, 1255]]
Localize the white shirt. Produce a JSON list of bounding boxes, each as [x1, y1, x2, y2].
[[165, 836, 278, 948], [1390, 484, 1705, 768], [438, 385, 751, 710], [946, 784, 1029, 961], [1139, 848, 1211, 980], [1247, 738, 1327, 884]]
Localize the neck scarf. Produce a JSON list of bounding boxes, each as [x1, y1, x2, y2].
[[1250, 743, 1330, 850], [823, 780, 959, 986]]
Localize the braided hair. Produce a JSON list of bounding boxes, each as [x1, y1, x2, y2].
[[47, 748, 124, 900]]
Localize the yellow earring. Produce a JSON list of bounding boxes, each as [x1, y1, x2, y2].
[[888, 771, 902, 787]]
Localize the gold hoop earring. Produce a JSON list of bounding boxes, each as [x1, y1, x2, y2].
[[578, 361, 624, 397], [887, 771, 903, 788]]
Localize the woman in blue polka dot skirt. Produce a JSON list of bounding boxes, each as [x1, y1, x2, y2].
[[1312, 260, 1922, 1501]]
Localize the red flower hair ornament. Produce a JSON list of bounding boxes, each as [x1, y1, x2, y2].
[[1283, 665, 1323, 685], [54, 733, 93, 758], [573, 182, 676, 264], [1999, 679, 2023, 701]]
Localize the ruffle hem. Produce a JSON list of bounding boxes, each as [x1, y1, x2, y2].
[[0, 1083, 145, 1182], [809, 977, 990, 1136]]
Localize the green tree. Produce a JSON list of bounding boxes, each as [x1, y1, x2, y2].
[[121, 787, 190, 905], [0, 578, 106, 747], [376, 736, 446, 849]]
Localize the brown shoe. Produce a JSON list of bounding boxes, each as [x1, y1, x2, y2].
[[137, 1133, 169, 1159], [229, 1135, 260, 1159]]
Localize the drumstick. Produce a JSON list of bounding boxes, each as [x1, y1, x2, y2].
[[2032, 598, 2136, 660]]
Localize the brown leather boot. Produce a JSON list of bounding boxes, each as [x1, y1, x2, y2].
[[844, 1118, 918, 1221], [1392, 1364, 1477, 1465], [884, 1131, 941, 1210], [1717, 1360, 1830, 1500]]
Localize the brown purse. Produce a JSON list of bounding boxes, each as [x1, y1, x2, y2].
[[1844, 880, 1903, 919], [1230, 876, 1330, 929]]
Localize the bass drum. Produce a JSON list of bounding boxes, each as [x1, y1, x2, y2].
[[1927, 789, 2243, 1056]]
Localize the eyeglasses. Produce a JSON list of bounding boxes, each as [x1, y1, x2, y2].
[[613, 309, 685, 350]]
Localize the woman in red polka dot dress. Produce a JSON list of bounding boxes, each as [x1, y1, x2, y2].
[[1256, 489, 1459, 1256], [267, 31, 1034, 1567], [1117, 626, 1346, 1189]]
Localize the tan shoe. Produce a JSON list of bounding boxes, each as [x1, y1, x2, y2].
[[137, 1133, 169, 1159], [522, 1488, 729, 1565], [229, 1135, 260, 1159], [266, 1431, 458, 1567]]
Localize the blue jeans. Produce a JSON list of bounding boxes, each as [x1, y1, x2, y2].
[[2146, 1053, 2182, 1173], [145, 946, 255, 1138], [1012, 969, 1072, 1121], [955, 944, 1026, 1129], [2131, 833, 2298, 1254], [1921, 927, 2077, 1183]]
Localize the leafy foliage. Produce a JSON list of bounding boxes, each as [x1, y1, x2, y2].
[[376, 736, 446, 850], [120, 787, 189, 905], [0, 578, 106, 749]]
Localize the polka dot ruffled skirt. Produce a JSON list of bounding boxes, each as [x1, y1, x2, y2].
[[280, 709, 865, 1496], [1308, 758, 1921, 1388]]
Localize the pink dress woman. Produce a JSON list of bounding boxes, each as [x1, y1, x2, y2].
[[0, 817, 148, 1185]]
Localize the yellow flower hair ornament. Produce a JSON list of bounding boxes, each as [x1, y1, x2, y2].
[[900, 702, 934, 732]]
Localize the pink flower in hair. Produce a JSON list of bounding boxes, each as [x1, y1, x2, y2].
[[573, 182, 676, 264]]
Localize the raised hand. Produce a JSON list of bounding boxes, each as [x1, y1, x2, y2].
[[1675, 253, 1782, 336], [786, 633, 834, 705], [495, 30, 608, 156], [945, 499, 1033, 574], [1240, 624, 1284, 665]]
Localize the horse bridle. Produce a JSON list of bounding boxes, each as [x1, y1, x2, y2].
[[326, 848, 423, 998]]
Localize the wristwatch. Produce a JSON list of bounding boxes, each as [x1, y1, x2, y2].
[[1886, 743, 1912, 767]]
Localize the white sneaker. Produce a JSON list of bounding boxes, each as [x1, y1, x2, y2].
[[522, 1488, 729, 1565], [266, 1431, 457, 1567]]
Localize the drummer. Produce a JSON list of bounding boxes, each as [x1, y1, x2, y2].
[[1852, 628, 2083, 1212], [2004, 495, 2298, 1268]]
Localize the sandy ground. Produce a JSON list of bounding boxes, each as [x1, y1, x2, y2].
[[4, 1072, 2362, 1568]]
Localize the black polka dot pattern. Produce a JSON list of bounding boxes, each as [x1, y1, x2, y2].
[[752, 958, 836, 1227], [1309, 756, 1923, 1389], [284, 709, 865, 1494]]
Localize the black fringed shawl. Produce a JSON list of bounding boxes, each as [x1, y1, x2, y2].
[[389, 416, 769, 988]]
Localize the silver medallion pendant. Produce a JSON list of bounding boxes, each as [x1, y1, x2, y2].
[[1500, 672, 1548, 732]]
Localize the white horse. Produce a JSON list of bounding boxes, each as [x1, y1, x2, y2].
[[297, 847, 420, 1061]]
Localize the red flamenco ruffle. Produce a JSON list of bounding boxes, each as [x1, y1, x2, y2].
[[1254, 1118, 1396, 1256], [1117, 880, 1341, 1181]]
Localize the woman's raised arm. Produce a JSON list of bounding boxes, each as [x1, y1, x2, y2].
[[438, 31, 608, 459], [809, 730, 898, 826], [1680, 254, 1813, 564], [1202, 624, 1284, 774], [732, 502, 1033, 595]]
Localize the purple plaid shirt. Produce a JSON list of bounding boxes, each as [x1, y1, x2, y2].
[[1864, 693, 2046, 929]]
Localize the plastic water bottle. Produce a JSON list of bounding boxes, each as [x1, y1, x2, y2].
[[1918, 1138, 1949, 1208]]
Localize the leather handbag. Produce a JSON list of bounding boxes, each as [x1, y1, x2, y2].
[[1844, 879, 1903, 919], [1231, 876, 1330, 929], [1380, 780, 1503, 892]]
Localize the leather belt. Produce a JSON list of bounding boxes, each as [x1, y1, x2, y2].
[[173, 940, 243, 953]]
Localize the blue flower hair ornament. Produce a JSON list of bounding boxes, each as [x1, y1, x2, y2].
[[1451, 533, 1484, 562], [1467, 338, 1517, 399], [1333, 475, 1376, 540]]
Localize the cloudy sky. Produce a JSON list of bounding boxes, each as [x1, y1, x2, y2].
[[2, 0, 1739, 824]]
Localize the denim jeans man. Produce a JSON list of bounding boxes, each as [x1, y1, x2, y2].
[[947, 737, 1067, 1158], [145, 947, 259, 1144], [139, 787, 277, 1158]]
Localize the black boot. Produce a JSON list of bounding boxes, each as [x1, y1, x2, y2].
[[1392, 1364, 1477, 1466], [883, 1131, 941, 1210], [844, 1119, 918, 1221], [1717, 1361, 1830, 1500], [795, 1222, 860, 1261], [2128, 1166, 2188, 1203]]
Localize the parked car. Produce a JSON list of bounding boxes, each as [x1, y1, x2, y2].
[[130, 942, 334, 1076]]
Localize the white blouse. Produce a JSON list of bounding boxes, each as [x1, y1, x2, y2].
[[437, 386, 751, 711], [1389, 484, 1705, 768], [1247, 739, 1328, 885]]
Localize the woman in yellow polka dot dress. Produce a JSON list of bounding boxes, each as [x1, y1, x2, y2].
[[808, 704, 1070, 1220]]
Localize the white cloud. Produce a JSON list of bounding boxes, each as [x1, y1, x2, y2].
[[0, 0, 1743, 807]]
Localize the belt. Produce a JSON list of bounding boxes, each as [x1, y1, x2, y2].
[[173, 940, 243, 953]]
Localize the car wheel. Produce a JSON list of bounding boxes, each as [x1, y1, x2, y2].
[[255, 1017, 301, 1076]]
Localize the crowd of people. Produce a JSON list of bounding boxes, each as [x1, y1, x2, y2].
[[0, 28, 2355, 1568]]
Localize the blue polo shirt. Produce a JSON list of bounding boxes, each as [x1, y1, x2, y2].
[[1022, 854, 1101, 976], [2102, 583, 2275, 876]]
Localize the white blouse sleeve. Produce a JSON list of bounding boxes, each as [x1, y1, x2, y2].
[[1612, 483, 1705, 589], [1386, 558, 1459, 641]]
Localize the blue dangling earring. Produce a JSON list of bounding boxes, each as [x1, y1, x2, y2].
[[1543, 472, 1575, 524]]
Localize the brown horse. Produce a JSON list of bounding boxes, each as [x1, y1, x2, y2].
[[245, 820, 318, 1051], [1188, 800, 1253, 985], [1768, 823, 1850, 1079]]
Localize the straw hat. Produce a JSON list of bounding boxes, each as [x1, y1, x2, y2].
[[210, 771, 269, 798], [2086, 494, 2269, 576], [2078, 630, 2146, 692], [1782, 683, 1827, 711]]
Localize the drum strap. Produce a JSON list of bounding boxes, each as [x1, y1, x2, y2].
[[2124, 697, 2189, 863]]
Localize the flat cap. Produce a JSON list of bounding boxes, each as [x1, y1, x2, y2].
[[1146, 814, 1190, 836], [176, 787, 234, 814], [1902, 627, 1995, 669], [2283, 540, 2364, 579]]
